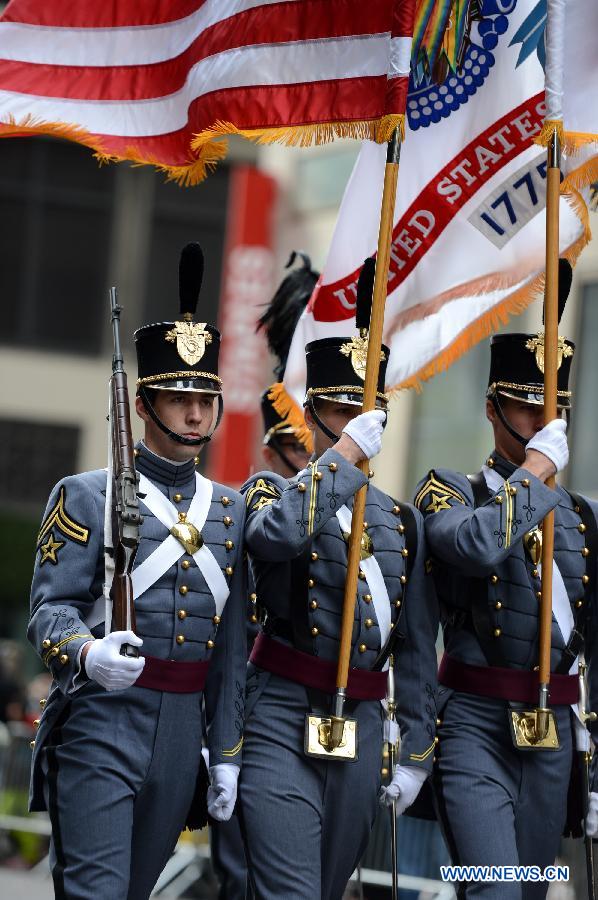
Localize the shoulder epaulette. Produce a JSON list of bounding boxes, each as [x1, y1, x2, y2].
[[414, 470, 467, 514]]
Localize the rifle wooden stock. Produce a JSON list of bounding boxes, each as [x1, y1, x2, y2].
[[111, 570, 137, 635], [108, 290, 141, 650]]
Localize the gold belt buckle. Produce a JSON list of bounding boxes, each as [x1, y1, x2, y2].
[[304, 714, 358, 761]]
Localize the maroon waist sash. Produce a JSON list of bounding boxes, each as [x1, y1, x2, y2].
[[249, 632, 387, 701], [438, 654, 579, 706], [136, 655, 210, 693]]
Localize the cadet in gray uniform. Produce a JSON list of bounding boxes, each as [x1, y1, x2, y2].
[[211, 387, 311, 900], [210, 253, 315, 900], [415, 324, 598, 898], [239, 332, 440, 900], [28, 244, 246, 900]]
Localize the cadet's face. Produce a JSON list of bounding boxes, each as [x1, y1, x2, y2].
[[135, 391, 216, 462], [305, 400, 362, 456], [486, 396, 553, 464], [262, 436, 310, 477]]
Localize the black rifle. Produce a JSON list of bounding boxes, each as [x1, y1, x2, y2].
[[109, 287, 141, 657]]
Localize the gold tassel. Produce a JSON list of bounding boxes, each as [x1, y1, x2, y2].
[[267, 383, 313, 454], [534, 119, 565, 149]]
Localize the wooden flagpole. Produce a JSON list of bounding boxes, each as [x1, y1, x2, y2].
[[327, 131, 401, 749], [536, 128, 561, 738]]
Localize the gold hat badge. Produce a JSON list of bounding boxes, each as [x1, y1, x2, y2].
[[525, 332, 573, 374], [340, 335, 385, 381], [166, 319, 212, 366]]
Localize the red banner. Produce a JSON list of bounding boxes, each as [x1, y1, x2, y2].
[[208, 165, 277, 487]]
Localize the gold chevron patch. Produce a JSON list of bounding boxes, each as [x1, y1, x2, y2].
[[245, 478, 281, 512], [415, 472, 467, 513], [37, 486, 90, 547]]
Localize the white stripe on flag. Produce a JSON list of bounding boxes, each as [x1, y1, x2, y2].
[[0, 35, 391, 136], [0, 0, 297, 66], [389, 36, 412, 78]]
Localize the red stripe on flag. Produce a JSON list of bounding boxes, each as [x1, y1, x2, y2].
[[393, 0, 416, 38], [310, 93, 546, 321], [0, 2, 394, 101], [0, 0, 392, 32], [384, 77, 408, 116], [1, 78, 393, 165], [1, 0, 207, 27]]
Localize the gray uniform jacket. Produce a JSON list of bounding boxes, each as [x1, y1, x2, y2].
[[242, 447, 439, 771], [414, 461, 598, 728], [28, 446, 246, 810]]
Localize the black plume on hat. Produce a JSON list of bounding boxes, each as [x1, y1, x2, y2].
[[356, 257, 375, 332], [257, 250, 319, 380], [179, 242, 204, 318], [542, 258, 573, 326]]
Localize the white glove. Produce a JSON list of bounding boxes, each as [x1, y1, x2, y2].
[[207, 764, 239, 822], [586, 792, 598, 837], [342, 410, 386, 459], [379, 765, 427, 816], [526, 418, 568, 473], [84, 631, 145, 691]]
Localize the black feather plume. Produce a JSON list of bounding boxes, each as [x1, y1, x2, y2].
[[179, 243, 204, 318], [257, 251, 319, 380], [356, 257, 375, 332], [542, 258, 573, 326]]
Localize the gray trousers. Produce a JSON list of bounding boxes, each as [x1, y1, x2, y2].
[[239, 671, 383, 900], [210, 815, 248, 900], [434, 690, 573, 900], [41, 682, 203, 900]]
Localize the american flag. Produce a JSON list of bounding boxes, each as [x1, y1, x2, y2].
[[0, 0, 415, 184]]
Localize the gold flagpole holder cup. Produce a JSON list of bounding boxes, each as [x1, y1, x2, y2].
[[510, 684, 560, 750], [304, 688, 358, 760]]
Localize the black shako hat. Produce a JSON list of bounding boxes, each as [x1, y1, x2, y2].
[[260, 388, 297, 444], [486, 259, 575, 410], [135, 243, 222, 395], [487, 332, 575, 409], [304, 337, 389, 408], [304, 258, 389, 409], [258, 251, 319, 448]]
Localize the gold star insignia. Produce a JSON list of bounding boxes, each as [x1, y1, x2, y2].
[[426, 493, 452, 514], [40, 531, 64, 566]]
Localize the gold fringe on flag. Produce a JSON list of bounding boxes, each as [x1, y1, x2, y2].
[[392, 173, 591, 394], [535, 120, 598, 156], [0, 113, 405, 186], [191, 115, 405, 153], [0, 115, 228, 186], [267, 383, 313, 454]]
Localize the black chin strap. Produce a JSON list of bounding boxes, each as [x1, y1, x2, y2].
[[139, 386, 223, 447], [489, 391, 571, 450], [268, 438, 301, 477], [489, 393, 527, 446], [306, 397, 339, 443]]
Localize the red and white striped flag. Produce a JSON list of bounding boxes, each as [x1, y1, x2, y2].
[[0, 0, 415, 185]]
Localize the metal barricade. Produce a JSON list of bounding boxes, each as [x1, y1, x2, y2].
[[0, 720, 50, 868]]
